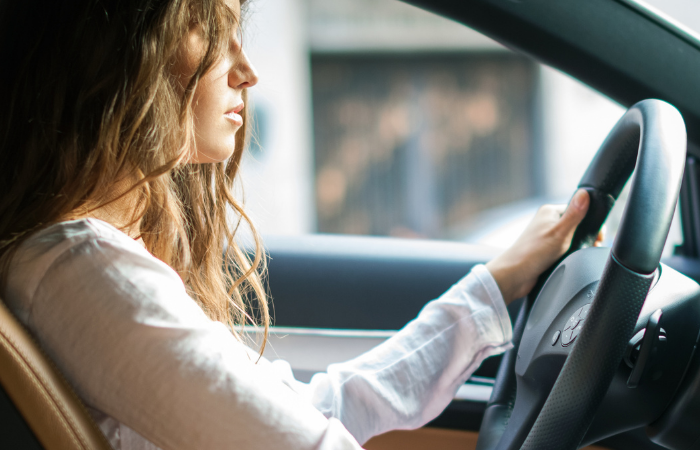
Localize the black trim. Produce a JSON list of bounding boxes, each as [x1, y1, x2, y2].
[[679, 156, 700, 258], [265, 234, 499, 330], [0, 383, 43, 450]]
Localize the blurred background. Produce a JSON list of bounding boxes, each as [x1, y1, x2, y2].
[[238, 0, 694, 251]]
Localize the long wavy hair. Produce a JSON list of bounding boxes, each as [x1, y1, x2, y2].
[[0, 0, 269, 349]]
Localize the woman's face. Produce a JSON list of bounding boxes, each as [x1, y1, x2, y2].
[[177, 0, 258, 163]]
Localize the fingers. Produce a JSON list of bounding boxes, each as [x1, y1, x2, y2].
[[558, 189, 589, 232], [594, 226, 606, 247], [551, 204, 567, 217]]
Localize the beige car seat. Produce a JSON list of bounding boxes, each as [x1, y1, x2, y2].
[[0, 298, 112, 449]]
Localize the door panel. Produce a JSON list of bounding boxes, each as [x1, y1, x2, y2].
[[246, 326, 495, 402], [261, 233, 511, 432], [264, 234, 500, 330]]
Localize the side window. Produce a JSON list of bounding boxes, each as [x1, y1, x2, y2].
[[312, 54, 537, 239], [243, 0, 682, 253]]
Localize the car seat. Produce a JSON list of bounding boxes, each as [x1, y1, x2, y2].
[[0, 298, 112, 449]]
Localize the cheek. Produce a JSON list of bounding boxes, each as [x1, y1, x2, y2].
[[189, 70, 239, 164], [191, 111, 239, 163]]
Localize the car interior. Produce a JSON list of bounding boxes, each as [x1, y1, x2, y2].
[[3, 0, 700, 449]]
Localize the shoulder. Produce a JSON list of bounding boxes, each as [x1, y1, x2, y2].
[[5, 218, 185, 323], [23, 218, 148, 259], [11, 218, 144, 267]]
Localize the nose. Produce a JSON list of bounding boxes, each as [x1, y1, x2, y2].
[[230, 49, 259, 90]]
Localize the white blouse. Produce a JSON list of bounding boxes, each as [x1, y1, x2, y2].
[[4, 219, 512, 449]]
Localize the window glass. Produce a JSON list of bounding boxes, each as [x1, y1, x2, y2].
[[312, 53, 537, 238], [242, 0, 682, 254]]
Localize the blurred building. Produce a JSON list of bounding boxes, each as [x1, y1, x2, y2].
[[241, 0, 641, 245]]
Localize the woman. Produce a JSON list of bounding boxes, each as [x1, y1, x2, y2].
[[0, 0, 595, 448]]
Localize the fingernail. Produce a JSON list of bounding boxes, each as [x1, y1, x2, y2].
[[573, 189, 586, 209]]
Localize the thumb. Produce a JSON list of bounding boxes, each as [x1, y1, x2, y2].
[[559, 189, 590, 232]]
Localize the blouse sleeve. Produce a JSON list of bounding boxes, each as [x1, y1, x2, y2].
[[26, 231, 512, 449], [27, 236, 364, 450], [300, 264, 513, 444]]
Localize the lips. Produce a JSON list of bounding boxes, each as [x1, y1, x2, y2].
[[226, 103, 244, 115], [224, 103, 244, 126]]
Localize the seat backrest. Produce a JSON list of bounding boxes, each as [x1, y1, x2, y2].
[[0, 299, 113, 450]]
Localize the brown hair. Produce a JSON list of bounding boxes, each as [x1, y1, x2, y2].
[[0, 0, 269, 349]]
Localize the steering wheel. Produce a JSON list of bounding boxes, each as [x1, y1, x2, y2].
[[475, 99, 687, 450]]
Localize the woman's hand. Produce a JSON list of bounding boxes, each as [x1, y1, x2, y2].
[[485, 189, 603, 304]]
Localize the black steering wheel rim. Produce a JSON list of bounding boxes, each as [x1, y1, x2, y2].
[[476, 99, 686, 450]]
